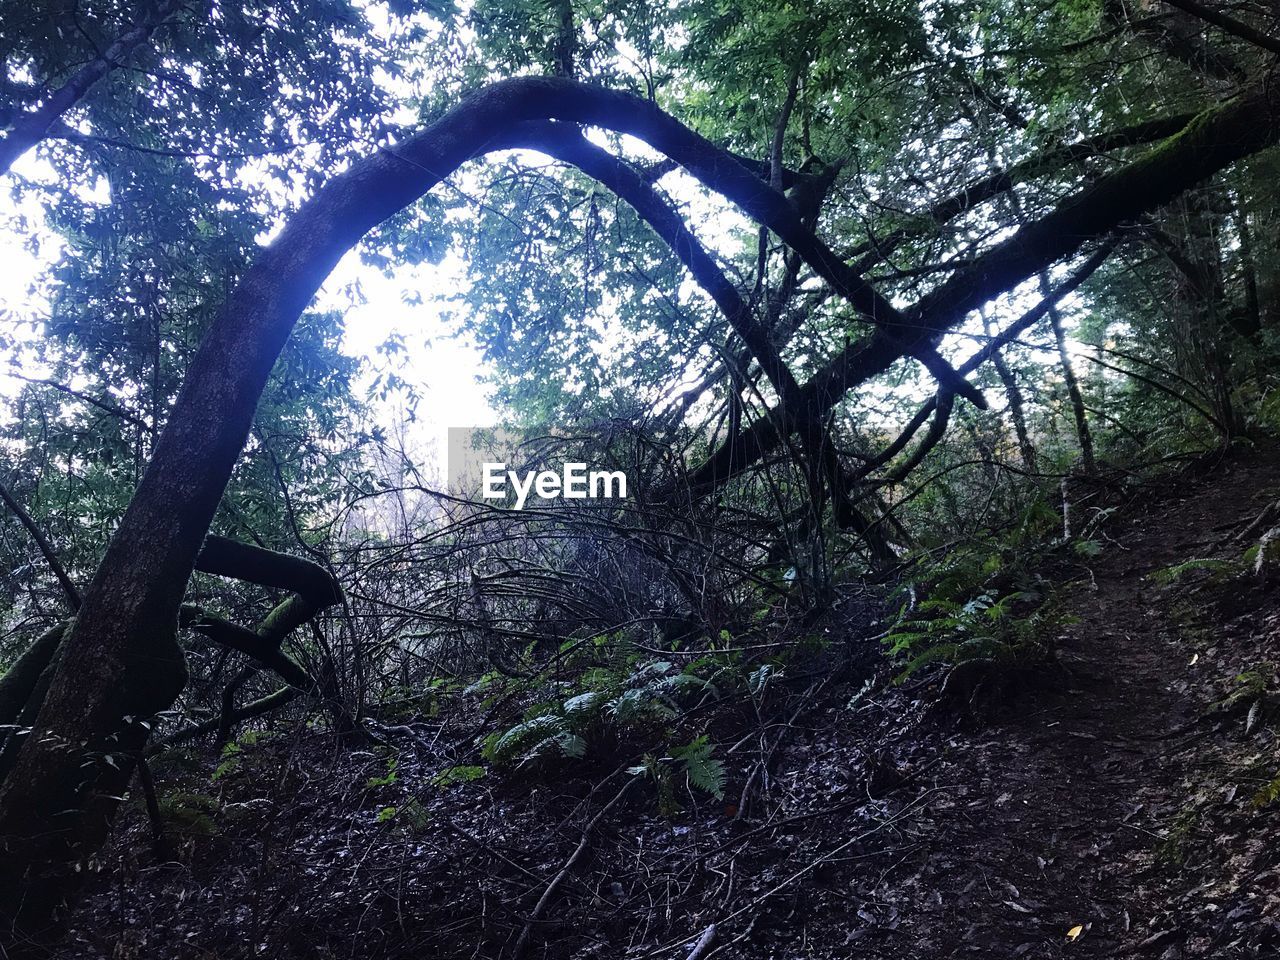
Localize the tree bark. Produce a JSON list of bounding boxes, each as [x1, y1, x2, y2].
[[0, 534, 341, 919]]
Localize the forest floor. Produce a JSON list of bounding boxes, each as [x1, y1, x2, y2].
[[36, 443, 1280, 959]]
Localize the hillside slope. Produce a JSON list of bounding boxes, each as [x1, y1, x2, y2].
[[41, 447, 1280, 960]]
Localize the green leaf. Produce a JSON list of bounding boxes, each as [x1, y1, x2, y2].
[[672, 735, 726, 800], [432, 765, 487, 787]]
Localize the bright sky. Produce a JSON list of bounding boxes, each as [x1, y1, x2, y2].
[[319, 248, 498, 458], [0, 147, 499, 480]]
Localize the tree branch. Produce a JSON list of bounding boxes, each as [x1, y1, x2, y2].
[[1162, 0, 1280, 56], [8, 75, 1279, 894], [0, 482, 80, 610], [687, 79, 1280, 492], [6, 373, 150, 429], [0, 0, 188, 175], [847, 112, 1195, 274]]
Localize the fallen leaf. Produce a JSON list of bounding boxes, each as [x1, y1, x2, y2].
[[1066, 924, 1084, 942]]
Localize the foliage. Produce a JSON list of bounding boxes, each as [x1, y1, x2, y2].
[[1220, 664, 1273, 713], [481, 656, 721, 768], [157, 791, 220, 838], [376, 798, 431, 832], [669, 735, 727, 801], [1252, 772, 1280, 809], [1151, 558, 1243, 586], [881, 511, 1075, 681], [7, 0, 1280, 923], [432, 765, 487, 788], [1156, 806, 1203, 867], [627, 734, 727, 815], [366, 757, 401, 790], [210, 728, 271, 783]]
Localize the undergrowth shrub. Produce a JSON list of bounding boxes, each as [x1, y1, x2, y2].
[[1152, 557, 1244, 586], [627, 734, 727, 814], [157, 791, 220, 838], [481, 655, 723, 767], [466, 629, 783, 812], [883, 539, 1070, 684]]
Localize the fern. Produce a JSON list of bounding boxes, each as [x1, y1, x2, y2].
[[556, 731, 587, 758], [211, 740, 245, 782], [884, 556, 1061, 680], [561, 692, 602, 716], [484, 658, 726, 774], [672, 735, 726, 800], [895, 641, 961, 681], [484, 715, 570, 763], [376, 799, 431, 831], [1072, 538, 1103, 558], [627, 754, 682, 816], [1219, 664, 1272, 712], [1253, 773, 1280, 808], [1151, 557, 1239, 585], [747, 663, 782, 696]]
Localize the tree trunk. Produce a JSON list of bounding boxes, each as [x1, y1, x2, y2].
[[981, 310, 1038, 471], [0, 74, 899, 924], [1042, 276, 1097, 474]]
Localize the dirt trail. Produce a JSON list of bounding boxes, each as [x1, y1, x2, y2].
[[865, 450, 1280, 958]]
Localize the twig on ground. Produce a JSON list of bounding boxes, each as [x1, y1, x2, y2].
[[511, 776, 637, 959], [686, 923, 717, 960]]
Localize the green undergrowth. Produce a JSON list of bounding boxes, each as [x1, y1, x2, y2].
[[156, 791, 221, 839], [1152, 557, 1240, 586], [883, 498, 1094, 691], [471, 634, 774, 807], [363, 619, 828, 813], [1151, 538, 1280, 811]]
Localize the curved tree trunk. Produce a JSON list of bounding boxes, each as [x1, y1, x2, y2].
[[0, 74, 878, 924]]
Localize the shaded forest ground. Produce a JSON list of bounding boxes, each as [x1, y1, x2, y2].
[[32, 445, 1280, 959]]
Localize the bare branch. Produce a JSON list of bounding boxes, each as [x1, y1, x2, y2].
[[1162, 0, 1280, 56]]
